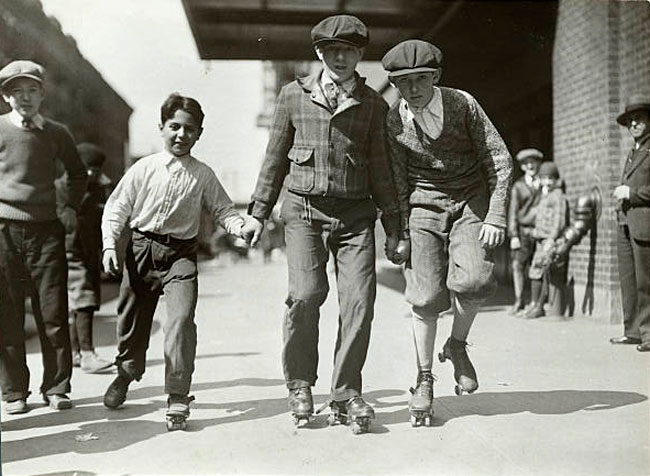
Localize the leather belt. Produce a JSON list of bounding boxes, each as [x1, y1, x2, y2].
[[133, 229, 196, 246]]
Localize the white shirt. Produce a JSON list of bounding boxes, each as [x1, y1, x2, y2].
[[8, 110, 44, 130], [102, 151, 244, 249], [404, 87, 444, 139]]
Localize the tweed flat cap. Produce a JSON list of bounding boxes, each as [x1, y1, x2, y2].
[[0, 60, 45, 88], [311, 15, 368, 48], [616, 94, 650, 126], [539, 161, 559, 179], [515, 148, 544, 162], [382, 40, 443, 77]]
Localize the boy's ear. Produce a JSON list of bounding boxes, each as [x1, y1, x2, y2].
[[158, 122, 164, 132], [314, 46, 324, 61], [431, 69, 442, 85], [196, 127, 203, 141]]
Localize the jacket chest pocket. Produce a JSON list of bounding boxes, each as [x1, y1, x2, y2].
[[287, 146, 315, 193]]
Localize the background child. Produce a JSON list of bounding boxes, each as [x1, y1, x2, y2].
[[55, 142, 113, 373], [101, 93, 249, 430], [508, 148, 543, 314], [0, 60, 87, 414], [523, 161, 569, 319]]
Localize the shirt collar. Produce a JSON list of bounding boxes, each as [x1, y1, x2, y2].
[[161, 149, 192, 166], [403, 87, 442, 122], [320, 69, 357, 95], [8, 110, 45, 130]]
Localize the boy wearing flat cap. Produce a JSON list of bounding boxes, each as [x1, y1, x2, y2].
[[610, 94, 650, 352], [0, 60, 87, 414], [381, 40, 512, 424], [509, 148, 543, 315], [245, 14, 401, 432]]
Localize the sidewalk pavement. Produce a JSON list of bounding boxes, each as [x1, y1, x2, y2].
[[1, 256, 648, 476]]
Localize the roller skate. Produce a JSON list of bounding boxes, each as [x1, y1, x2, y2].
[[165, 394, 195, 431], [288, 387, 313, 426], [408, 371, 435, 427], [438, 337, 479, 395], [319, 396, 375, 434]]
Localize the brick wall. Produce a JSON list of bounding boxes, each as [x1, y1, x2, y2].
[[553, 0, 650, 323]]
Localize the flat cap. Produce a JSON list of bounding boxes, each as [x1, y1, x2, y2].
[[616, 94, 650, 126], [76, 143, 106, 168], [382, 40, 443, 77], [539, 161, 559, 179], [515, 148, 544, 162], [0, 60, 45, 88], [311, 15, 368, 48]]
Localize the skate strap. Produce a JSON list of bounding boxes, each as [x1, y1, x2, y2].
[[315, 400, 332, 414]]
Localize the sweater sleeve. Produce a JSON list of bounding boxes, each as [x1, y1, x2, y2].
[[56, 125, 87, 211], [466, 95, 513, 228], [387, 120, 411, 235]]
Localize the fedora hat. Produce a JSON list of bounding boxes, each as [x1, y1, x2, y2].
[[616, 94, 650, 126]]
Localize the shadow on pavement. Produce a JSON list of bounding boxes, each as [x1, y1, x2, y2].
[[374, 389, 648, 427]]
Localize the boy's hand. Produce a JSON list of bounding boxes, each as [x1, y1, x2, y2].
[[391, 239, 411, 265], [613, 185, 630, 201], [102, 249, 119, 276], [384, 233, 399, 262], [241, 217, 264, 247], [510, 236, 521, 250], [479, 224, 505, 249]]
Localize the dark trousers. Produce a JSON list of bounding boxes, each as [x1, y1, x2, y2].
[[70, 307, 94, 352], [115, 231, 199, 395], [0, 219, 72, 401], [281, 192, 377, 402], [617, 225, 650, 343]]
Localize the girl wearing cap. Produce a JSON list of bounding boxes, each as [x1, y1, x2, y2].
[[381, 40, 513, 425]]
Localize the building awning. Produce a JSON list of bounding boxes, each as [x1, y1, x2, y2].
[[181, 0, 558, 65]]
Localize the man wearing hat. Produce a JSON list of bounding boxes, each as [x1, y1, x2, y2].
[[610, 95, 650, 352], [0, 60, 87, 413], [381, 40, 512, 423], [245, 15, 401, 430], [509, 148, 543, 315]]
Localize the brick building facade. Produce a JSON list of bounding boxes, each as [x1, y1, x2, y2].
[[554, 0, 650, 323], [0, 0, 132, 182]]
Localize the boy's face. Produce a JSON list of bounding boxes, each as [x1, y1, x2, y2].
[[2, 77, 44, 119], [159, 109, 202, 157], [539, 176, 555, 190], [520, 158, 542, 177], [315, 42, 363, 83], [626, 110, 650, 140], [391, 71, 440, 109]]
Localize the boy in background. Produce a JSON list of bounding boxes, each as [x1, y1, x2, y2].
[[101, 93, 251, 430], [0, 60, 87, 414], [522, 162, 569, 319], [508, 148, 543, 315], [55, 142, 113, 373]]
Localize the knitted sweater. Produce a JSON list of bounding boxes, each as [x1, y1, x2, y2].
[[0, 113, 87, 221], [386, 87, 512, 229]]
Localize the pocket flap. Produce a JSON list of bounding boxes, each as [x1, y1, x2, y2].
[[288, 146, 314, 165], [346, 152, 366, 168]]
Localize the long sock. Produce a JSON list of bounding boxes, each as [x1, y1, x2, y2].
[[451, 293, 479, 342], [530, 279, 543, 306], [411, 309, 438, 371]]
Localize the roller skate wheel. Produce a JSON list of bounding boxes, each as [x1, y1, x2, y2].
[[410, 415, 418, 427], [454, 385, 463, 396], [327, 414, 337, 426], [437, 352, 446, 363], [351, 422, 363, 434], [425, 416, 432, 426], [166, 418, 186, 431]]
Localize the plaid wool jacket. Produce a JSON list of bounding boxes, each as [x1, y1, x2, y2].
[[386, 87, 513, 230], [250, 70, 400, 234]]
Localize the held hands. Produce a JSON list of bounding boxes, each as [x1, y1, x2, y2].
[[102, 249, 119, 277], [613, 185, 630, 201], [241, 217, 264, 247], [478, 224, 505, 249], [384, 233, 410, 265]]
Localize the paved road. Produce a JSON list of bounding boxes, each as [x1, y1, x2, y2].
[[1, 256, 648, 476]]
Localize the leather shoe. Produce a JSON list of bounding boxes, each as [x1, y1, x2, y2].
[[636, 343, 650, 352], [609, 336, 641, 345]]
